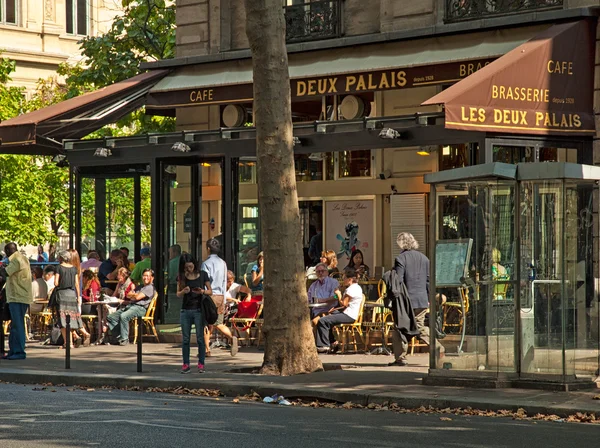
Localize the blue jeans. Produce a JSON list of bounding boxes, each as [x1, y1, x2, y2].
[[7, 303, 28, 359], [106, 304, 146, 341], [180, 309, 205, 365]]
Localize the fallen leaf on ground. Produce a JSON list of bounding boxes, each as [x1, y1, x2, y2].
[[440, 417, 452, 421]]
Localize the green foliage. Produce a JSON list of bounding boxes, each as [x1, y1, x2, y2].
[[0, 54, 26, 121]]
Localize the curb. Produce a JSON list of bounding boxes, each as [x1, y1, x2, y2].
[[1, 369, 599, 418]]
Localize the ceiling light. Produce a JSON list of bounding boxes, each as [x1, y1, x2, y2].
[[308, 153, 325, 161], [293, 136, 302, 146], [164, 165, 177, 174], [171, 142, 191, 153], [94, 147, 112, 158], [52, 154, 67, 163], [201, 162, 211, 167], [378, 128, 402, 139], [417, 145, 437, 156]]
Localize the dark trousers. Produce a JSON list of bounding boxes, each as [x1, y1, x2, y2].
[[7, 303, 28, 359], [180, 309, 205, 365], [315, 311, 354, 347]]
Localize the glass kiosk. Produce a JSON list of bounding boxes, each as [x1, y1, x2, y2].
[[425, 162, 600, 389]]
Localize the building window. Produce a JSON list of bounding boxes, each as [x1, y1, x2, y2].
[[284, 0, 342, 43], [0, 0, 17, 25], [66, 0, 89, 35], [445, 0, 563, 23]]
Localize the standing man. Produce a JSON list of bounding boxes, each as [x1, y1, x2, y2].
[[201, 238, 236, 355], [130, 247, 152, 284], [1, 242, 32, 360], [104, 268, 156, 345], [389, 232, 440, 366]]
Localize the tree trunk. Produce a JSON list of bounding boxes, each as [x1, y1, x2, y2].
[[245, 0, 323, 376]]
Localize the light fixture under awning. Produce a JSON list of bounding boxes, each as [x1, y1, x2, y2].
[[422, 20, 596, 136]]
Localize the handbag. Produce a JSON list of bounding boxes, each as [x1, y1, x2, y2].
[[201, 295, 218, 325]]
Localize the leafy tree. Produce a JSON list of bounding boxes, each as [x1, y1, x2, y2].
[[0, 54, 26, 121]]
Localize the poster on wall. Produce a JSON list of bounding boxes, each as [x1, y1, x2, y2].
[[325, 200, 374, 273]]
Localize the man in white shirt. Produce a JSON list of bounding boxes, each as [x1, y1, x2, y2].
[[315, 268, 363, 353]]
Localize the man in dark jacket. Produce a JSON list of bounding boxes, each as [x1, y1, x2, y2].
[[389, 232, 439, 366]]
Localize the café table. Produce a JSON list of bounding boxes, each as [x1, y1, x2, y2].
[[363, 301, 392, 355]]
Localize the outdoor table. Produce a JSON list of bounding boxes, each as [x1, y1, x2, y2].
[[364, 301, 392, 356]]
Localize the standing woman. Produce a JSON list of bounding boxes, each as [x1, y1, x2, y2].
[[54, 250, 90, 348], [177, 253, 212, 374]]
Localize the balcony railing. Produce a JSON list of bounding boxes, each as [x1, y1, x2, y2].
[[284, 0, 342, 43], [445, 0, 563, 22]]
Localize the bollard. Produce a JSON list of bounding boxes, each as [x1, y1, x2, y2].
[[137, 315, 143, 372], [65, 314, 71, 369]]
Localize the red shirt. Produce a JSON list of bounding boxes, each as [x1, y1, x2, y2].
[[82, 279, 100, 302]]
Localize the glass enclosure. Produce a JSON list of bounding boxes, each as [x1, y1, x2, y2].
[[428, 163, 600, 383]]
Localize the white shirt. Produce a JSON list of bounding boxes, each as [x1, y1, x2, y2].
[[343, 283, 363, 321], [226, 282, 242, 302]]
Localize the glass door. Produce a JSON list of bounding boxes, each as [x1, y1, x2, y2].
[[160, 162, 202, 324]]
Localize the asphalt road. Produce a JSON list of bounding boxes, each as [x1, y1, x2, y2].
[[0, 383, 598, 448]]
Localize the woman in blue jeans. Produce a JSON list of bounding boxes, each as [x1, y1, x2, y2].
[[176, 254, 212, 374]]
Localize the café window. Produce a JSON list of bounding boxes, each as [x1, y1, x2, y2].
[[325, 150, 373, 180], [0, 0, 17, 25], [239, 158, 257, 184], [439, 143, 479, 171], [295, 154, 324, 182], [66, 0, 89, 36]]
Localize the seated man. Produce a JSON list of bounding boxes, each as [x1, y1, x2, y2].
[[30, 267, 48, 314], [307, 263, 341, 320], [315, 268, 362, 353], [104, 268, 155, 346]]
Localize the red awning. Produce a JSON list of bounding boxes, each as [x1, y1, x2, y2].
[[422, 20, 595, 136], [0, 69, 169, 155]]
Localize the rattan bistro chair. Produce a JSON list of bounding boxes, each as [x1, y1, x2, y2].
[[333, 294, 366, 353], [132, 292, 159, 343]]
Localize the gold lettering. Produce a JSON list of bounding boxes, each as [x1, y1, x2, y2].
[[367, 74, 377, 90], [328, 78, 338, 93], [461, 106, 468, 121], [535, 112, 544, 126], [317, 79, 328, 95], [460, 64, 466, 77], [380, 73, 390, 89], [492, 85, 498, 99], [573, 114, 581, 127], [518, 110, 527, 125], [190, 91, 196, 102], [346, 76, 357, 91], [397, 71, 407, 87], [307, 80, 317, 96], [297, 81, 307, 97], [478, 108, 485, 122], [494, 109, 503, 123], [356, 76, 366, 91], [561, 115, 568, 128]]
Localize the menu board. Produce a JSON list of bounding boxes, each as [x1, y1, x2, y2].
[[435, 239, 472, 287]]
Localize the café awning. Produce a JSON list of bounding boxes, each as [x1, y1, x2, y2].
[[0, 69, 169, 155], [422, 20, 596, 136], [147, 25, 549, 109]]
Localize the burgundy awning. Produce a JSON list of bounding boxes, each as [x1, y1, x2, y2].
[[0, 69, 169, 155]]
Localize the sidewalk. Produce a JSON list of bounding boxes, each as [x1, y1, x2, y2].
[[1, 341, 599, 418]]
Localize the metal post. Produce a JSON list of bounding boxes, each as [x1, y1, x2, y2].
[[137, 315, 143, 372], [65, 315, 71, 369]]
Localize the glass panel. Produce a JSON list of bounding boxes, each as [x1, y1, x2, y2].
[[520, 180, 564, 375], [300, 201, 323, 268], [295, 154, 323, 181], [324, 153, 334, 180], [66, 0, 74, 34], [338, 150, 371, 178], [80, 177, 96, 254], [493, 145, 535, 163], [76, 0, 87, 35], [239, 159, 256, 183], [564, 182, 599, 378], [163, 166, 192, 324], [237, 205, 260, 284], [435, 180, 517, 375], [440, 143, 476, 171]]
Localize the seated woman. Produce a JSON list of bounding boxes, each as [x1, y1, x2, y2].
[[251, 251, 264, 299], [345, 249, 370, 279], [81, 270, 101, 316], [95, 267, 134, 345], [320, 250, 339, 275], [315, 268, 363, 353]]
